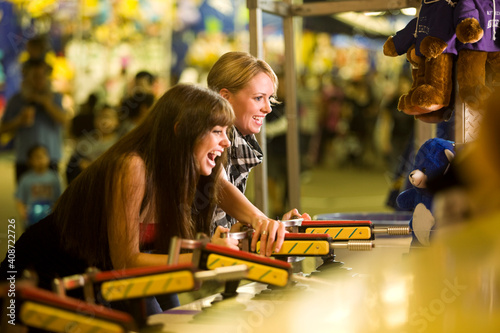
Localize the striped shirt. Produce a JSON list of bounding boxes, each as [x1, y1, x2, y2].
[[211, 127, 263, 233]]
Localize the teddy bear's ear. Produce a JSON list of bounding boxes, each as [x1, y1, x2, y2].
[[444, 149, 455, 162], [383, 36, 398, 57]]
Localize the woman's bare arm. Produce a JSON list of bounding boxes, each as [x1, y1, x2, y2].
[[107, 155, 192, 269], [218, 178, 285, 256]]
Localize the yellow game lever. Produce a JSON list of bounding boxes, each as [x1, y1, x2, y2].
[[52, 262, 247, 329], [0, 281, 136, 333], [166, 236, 294, 289], [255, 233, 374, 257], [53, 263, 247, 303], [299, 220, 411, 240], [198, 243, 292, 287]]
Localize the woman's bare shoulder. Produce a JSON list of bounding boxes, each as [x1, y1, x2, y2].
[[125, 153, 145, 167], [121, 153, 147, 182]]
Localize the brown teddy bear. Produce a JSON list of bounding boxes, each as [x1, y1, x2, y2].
[[383, 0, 457, 123], [392, 44, 454, 123], [455, 0, 500, 109], [393, 44, 425, 113]]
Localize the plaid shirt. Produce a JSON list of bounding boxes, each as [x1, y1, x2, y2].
[[211, 127, 263, 233]]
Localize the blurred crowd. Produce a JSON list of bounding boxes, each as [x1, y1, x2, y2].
[[266, 70, 416, 217], [0, 35, 157, 229], [1, 34, 417, 228]]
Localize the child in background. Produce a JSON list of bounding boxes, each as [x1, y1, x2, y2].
[[66, 105, 120, 183], [16, 144, 62, 228]]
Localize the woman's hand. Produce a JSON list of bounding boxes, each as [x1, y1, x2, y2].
[[249, 217, 286, 257], [211, 226, 240, 250], [282, 208, 311, 221]]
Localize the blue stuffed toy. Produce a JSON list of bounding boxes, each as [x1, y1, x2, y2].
[[397, 138, 455, 246]]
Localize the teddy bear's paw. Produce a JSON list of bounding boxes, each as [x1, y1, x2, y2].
[[406, 45, 423, 67], [456, 18, 484, 44], [398, 94, 408, 111], [398, 87, 419, 111], [460, 84, 491, 109], [420, 36, 448, 59], [397, 94, 408, 111], [402, 105, 440, 117], [383, 36, 398, 57], [412, 203, 435, 246], [411, 85, 447, 110]]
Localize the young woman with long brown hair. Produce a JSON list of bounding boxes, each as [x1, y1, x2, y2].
[[1, 84, 245, 315]]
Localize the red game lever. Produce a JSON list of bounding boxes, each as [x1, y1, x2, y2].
[[297, 220, 411, 240], [168, 236, 293, 288], [0, 281, 136, 333]]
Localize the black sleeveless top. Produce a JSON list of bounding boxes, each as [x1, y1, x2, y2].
[[1, 215, 94, 292]]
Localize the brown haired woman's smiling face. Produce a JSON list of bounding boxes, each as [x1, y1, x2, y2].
[[194, 125, 231, 176]]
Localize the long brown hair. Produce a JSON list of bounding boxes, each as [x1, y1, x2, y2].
[[54, 84, 234, 267]]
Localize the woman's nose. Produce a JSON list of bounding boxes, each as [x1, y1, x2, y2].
[[221, 133, 231, 147], [262, 99, 272, 113]]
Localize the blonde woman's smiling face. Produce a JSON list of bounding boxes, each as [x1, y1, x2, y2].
[[224, 72, 274, 136]]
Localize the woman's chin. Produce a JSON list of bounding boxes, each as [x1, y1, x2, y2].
[[200, 166, 213, 176]]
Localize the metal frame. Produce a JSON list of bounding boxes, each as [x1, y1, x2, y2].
[[247, 0, 421, 212], [248, 0, 480, 213]]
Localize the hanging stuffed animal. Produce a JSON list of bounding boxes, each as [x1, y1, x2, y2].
[[383, 0, 458, 123], [455, 0, 500, 109], [395, 44, 425, 113], [396, 138, 456, 246], [401, 45, 456, 123]]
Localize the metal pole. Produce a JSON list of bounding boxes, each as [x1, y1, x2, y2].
[[248, 0, 269, 215], [284, 0, 301, 211]]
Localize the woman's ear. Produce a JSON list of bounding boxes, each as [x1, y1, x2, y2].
[[219, 88, 231, 100]]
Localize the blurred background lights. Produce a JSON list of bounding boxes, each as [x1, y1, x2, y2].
[[401, 7, 417, 16]]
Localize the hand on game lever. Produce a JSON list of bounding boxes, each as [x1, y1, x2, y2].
[[211, 226, 239, 251], [281, 208, 311, 221], [249, 216, 286, 257]]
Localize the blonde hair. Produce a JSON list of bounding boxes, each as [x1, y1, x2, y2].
[[207, 51, 278, 101]]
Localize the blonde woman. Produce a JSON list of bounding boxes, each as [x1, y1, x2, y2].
[[208, 52, 311, 257]]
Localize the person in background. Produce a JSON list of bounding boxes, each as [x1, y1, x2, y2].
[[15, 144, 62, 229], [69, 92, 99, 140], [379, 75, 415, 209], [19, 34, 54, 66], [316, 75, 344, 166], [0, 58, 68, 183], [132, 70, 156, 94], [207, 51, 310, 255], [120, 70, 157, 103], [66, 105, 120, 184], [117, 91, 155, 137]]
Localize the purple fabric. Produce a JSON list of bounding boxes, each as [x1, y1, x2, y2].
[[455, 0, 500, 52], [392, 17, 419, 55], [392, 0, 458, 56]]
